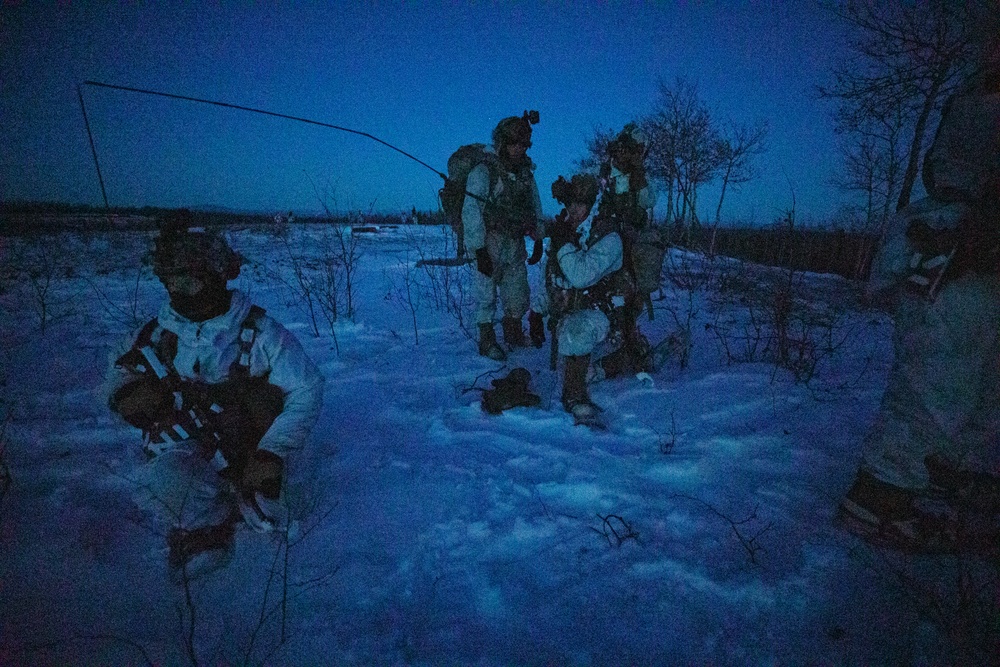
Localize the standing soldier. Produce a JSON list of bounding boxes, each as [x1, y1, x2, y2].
[[108, 214, 325, 578], [547, 174, 623, 426], [593, 123, 663, 379], [837, 42, 1000, 552], [463, 111, 543, 361]]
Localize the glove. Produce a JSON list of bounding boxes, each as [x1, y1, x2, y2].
[[109, 378, 174, 430], [549, 219, 580, 251], [527, 238, 544, 265], [241, 449, 284, 500], [475, 247, 494, 277]]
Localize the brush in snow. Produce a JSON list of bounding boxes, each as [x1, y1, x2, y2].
[[415, 256, 476, 268]]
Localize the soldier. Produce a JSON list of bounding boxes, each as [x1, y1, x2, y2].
[[837, 43, 1000, 552], [463, 112, 543, 361], [547, 174, 624, 426], [593, 123, 663, 380], [108, 214, 325, 577]]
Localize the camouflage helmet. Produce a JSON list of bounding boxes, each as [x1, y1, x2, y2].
[[492, 113, 535, 152], [608, 122, 647, 165], [551, 173, 599, 210], [150, 211, 242, 281]]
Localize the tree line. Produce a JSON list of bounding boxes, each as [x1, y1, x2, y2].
[[576, 0, 996, 250]]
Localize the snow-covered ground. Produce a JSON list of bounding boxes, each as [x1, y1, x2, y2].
[[0, 224, 995, 665]]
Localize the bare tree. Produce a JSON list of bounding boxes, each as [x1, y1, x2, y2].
[[833, 102, 907, 241], [576, 125, 616, 175], [710, 120, 769, 255], [645, 78, 721, 230], [819, 1, 987, 213]]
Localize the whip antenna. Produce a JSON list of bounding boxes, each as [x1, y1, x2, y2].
[[80, 80, 449, 182]]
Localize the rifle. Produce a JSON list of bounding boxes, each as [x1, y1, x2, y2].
[[113, 343, 224, 458]]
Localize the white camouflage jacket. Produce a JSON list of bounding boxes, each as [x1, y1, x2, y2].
[[112, 290, 324, 458], [462, 151, 543, 255]]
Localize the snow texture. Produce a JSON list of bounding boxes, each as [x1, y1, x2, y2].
[[0, 224, 994, 666]]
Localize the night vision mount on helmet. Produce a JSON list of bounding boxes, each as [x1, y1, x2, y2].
[[150, 212, 243, 281]]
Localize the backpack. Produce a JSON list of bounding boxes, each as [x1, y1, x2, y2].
[[439, 144, 498, 255], [922, 91, 1000, 203]]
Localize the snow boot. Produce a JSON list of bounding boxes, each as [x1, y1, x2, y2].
[[478, 323, 507, 361], [501, 316, 527, 349], [167, 513, 237, 582], [481, 367, 541, 414], [925, 453, 1000, 513], [528, 310, 546, 348], [561, 354, 603, 427], [595, 345, 631, 380], [836, 470, 955, 553]]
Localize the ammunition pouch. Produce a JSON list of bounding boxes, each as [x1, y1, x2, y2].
[[485, 169, 536, 239]]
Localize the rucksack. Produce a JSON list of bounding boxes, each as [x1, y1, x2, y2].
[[922, 91, 1000, 203], [439, 144, 498, 255]]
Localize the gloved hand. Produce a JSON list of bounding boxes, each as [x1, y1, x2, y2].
[[109, 378, 174, 430], [475, 247, 494, 277], [527, 238, 544, 265], [242, 449, 284, 500], [549, 219, 580, 251]]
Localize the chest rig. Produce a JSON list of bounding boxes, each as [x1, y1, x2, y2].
[[116, 305, 284, 470]]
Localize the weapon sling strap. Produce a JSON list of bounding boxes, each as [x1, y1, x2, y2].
[[229, 305, 266, 378], [124, 305, 266, 449]]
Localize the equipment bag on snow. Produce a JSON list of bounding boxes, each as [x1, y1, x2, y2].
[[480, 367, 541, 415], [439, 143, 498, 257]]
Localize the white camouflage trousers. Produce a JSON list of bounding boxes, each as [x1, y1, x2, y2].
[[861, 274, 1000, 489], [132, 447, 234, 532], [473, 234, 530, 325]]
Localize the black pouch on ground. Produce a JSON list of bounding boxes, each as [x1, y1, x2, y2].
[[481, 367, 541, 415]]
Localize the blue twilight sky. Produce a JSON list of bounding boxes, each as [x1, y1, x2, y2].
[[2, 2, 854, 222]]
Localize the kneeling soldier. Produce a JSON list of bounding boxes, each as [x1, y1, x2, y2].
[[547, 174, 625, 426], [108, 213, 324, 578]]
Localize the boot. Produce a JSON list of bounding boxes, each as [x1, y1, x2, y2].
[[502, 316, 526, 348], [836, 470, 954, 553], [481, 367, 541, 414], [478, 323, 507, 361], [596, 346, 631, 380], [167, 512, 238, 580], [561, 354, 600, 421], [528, 310, 546, 348]]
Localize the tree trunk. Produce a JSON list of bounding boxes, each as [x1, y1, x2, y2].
[[895, 73, 945, 212]]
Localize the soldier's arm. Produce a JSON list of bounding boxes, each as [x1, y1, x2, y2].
[[254, 318, 325, 458], [530, 176, 544, 239], [462, 163, 491, 255], [556, 232, 623, 289], [105, 323, 174, 430]]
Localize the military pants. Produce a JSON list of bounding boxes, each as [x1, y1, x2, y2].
[[557, 309, 610, 357], [473, 234, 530, 325], [132, 446, 235, 532], [861, 274, 1000, 489]]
